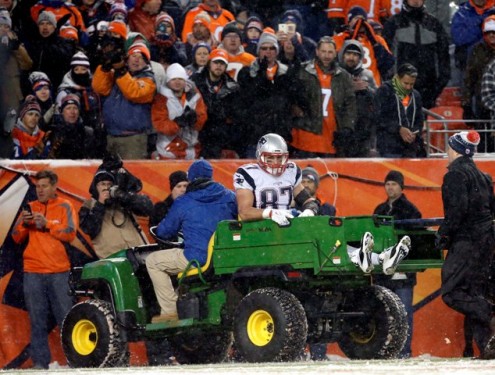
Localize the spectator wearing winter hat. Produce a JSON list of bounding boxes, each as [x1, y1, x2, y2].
[[149, 170, 189, 227], [150, 12, 187, 70], [236, 29, 295, 157], [185, 41, 211, 76], [181, 0, 235, 42], [128, 0, 162, 42], [12, 95, 51, 159], [109, 1, 128, 22], [338, 39, 377, 157], [191, 48, 242, 158], [28, 71, 56, 131], [48, 93, 94, 159], [56, 51, 105, 156], [92, 39, 156, 159], [373, 169, 421, 359], [151, 62, 207, 159], [334, 6, 394, 86], [59, 23, 79, 48], [218, 21, 255, 81], [87, 20, 127, 72], [184, 11, 219, 63], [275, 9, 316, 67], [0, 10, 32, 145], [31, 0, 88, 45], [25, 11, 75, 90], [242, 16, 263, 56], [437, 130, 495, 360]]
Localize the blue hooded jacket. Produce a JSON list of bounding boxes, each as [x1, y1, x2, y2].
[[156, 181, 238, 265]]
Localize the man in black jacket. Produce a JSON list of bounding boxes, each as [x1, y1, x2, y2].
[[437, 130, 495, 359], [191, 48, 241, 158], [374, 170, 421, 358]]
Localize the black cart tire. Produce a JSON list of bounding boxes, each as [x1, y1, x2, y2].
[[233, 287, 308, 362], [338, 285, 408, 359], [169, 328, 233, 364], [61, 299, 128, 368]]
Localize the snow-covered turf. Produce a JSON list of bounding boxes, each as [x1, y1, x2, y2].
[[2, 356, 495, 374]]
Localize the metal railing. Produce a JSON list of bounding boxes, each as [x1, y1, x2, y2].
[[422, 108, 495, 157]]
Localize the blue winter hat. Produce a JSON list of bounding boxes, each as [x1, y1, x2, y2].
[[347, 6, 368, 23], [448, 131, 480, 157], [281, 9, 303, 29], [188, 160, 213, 182]]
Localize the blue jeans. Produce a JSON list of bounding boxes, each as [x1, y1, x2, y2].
[[23, 272, 74, 368], [389, 285, 414, 358]]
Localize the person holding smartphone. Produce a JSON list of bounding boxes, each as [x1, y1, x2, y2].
[[275, 9, 316, 67], [374, 63, 426, 158]]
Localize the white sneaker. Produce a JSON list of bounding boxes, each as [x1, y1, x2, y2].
[[379, 236, 411, 275], [356, 232, 374, 273]]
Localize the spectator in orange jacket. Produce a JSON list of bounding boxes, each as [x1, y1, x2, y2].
[[181, 0, 234, 42], [151, 63, 207, 159], [92, 41, 156, 159], [11, 170, 77, 369]]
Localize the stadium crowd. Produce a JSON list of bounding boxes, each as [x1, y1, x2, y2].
[[1, 0, 488, 160]]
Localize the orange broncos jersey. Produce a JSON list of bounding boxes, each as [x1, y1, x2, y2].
[[327, 0, 391, 21], [291, 65, 337, 154], [333, 31, 390, 85], [225, 51, 255, 81]]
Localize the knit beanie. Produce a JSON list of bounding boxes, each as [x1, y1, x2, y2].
[[384, 170, 404, 189], [19, 95, 42, 119], [37, 11, 57, 27], [280, 9, 303, 30], [60, 24, 78, 41], [302, 167, 320, 188], [448, 131, 480, 157], [192, 42, 211, 57], [71, 51, 90, 67], [155, 12, 175, 33], [169, 170, 188, 190], [60, 93, 80, 111], [245, 16, 263, 33], [29, 71, 51, 92], [221, 22, 242, 40], [257, 30, 279, 54], [127, 41, 150, 61], [347, 6, 368, 23], [166, 62, 188, 82], [108, 20, 127, 39], [194, 11, 211, 29], [109, 1, 128, 21], [0, 12, 12, 28], [188, 160, 213, 182]]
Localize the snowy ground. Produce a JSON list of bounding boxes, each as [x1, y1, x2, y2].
[[3, 356, 495, 374]]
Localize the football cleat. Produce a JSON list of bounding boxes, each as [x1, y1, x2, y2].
[[356, 232, 374, 273], [380, 236, 411, 275]]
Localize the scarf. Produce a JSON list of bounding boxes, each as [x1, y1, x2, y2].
[[392, 75, 412, 100]]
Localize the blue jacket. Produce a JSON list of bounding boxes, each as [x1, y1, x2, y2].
[[451, 2, 495, 48], [156, 180, 238, 265]]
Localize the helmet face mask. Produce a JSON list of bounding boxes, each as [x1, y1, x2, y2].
[[256, 134, 289, 176]]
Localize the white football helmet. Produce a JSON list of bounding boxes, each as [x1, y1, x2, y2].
[[256, 133, 289, 176]]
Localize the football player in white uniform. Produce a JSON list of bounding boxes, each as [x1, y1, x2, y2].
[[234, 133, 319, 226], [233, 133, 411, 275]]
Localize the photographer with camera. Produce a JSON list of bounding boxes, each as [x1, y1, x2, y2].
[[92, 22, 156, 159], [78, 163, 153, 259]]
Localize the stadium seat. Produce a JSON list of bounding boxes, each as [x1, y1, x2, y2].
[[426, 106, 469, 154], [435, 87, 462, 107]]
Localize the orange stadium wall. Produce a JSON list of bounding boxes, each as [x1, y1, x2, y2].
[[1, 157, 495, 368]]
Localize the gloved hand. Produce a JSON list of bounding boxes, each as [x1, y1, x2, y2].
[[9, 36, 20, 51], [175, 107, 197, 128], [434, 233, 450, 251], [298, 209, 315, 217], [262, 208, 294, 226], [362, 20, 378, 45]]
